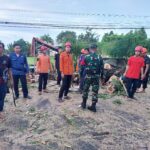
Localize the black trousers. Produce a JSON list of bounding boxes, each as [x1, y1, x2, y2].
[[125, 77, 138, 98], [13, 75, 28, 98], [57, 70, 62, 85], [59, 75, 72, 98], [137, 74, 149, 89], [38, 73, 48, 92]]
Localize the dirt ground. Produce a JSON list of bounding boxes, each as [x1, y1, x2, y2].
[[0, 80, 150, 150]]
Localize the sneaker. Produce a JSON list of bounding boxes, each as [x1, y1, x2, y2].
[[64, 96, 71, 100], [24, 95, 32, 99]]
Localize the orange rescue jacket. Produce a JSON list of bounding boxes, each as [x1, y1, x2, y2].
[[60, 51, 74, 75], [36, 54, 53, 73]]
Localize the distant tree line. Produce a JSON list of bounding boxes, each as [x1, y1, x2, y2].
[[1, 28, 150, 59]]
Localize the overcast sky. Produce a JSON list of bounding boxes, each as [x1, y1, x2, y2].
[[0, 0, 150, 46]]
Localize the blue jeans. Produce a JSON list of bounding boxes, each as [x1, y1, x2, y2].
[[0, 83, 7, 112]]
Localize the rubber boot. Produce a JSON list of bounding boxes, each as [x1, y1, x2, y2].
[[88, 102, 97, 112], [81, 98, 87, 109]]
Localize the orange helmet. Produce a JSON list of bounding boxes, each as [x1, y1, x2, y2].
[[141, 47, 148, 54], [135, 46, 143, 52], [40, 46, 48, 51], [65, 42, 71, 47]]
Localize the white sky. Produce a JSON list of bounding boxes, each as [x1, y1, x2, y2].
[[0, 0, 150, 46]]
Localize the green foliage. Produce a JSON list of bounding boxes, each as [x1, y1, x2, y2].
[[5, 28, 150, 59], [98, 93, 113, 100], [100, 28, 149, 58], [113, 99, 122, 105], [56, 31, 77, 44], [111, 79, 125, 95], [7, 39, 31, 56], [40, 34, 54, 45], [78, 28, 99, 44]]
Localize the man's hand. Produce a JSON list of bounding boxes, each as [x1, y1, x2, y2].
[[123, 72, 126, 77], [10, 79, 14, 88], [61, 72, 64, 78], [141, 74, 145, 80]]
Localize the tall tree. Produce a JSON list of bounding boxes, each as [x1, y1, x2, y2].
[[78, 28, 99, 45], [56, 31, 77, 44], [7, 39, 31, 56], [40, 34, 54, 45]]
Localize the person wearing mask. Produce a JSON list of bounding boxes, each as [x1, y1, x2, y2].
[[9, 44, 31, 99], [36, 46, 53, 95], [55, 46, 63, 85], [58, 42, 74, 102], [124, 46, 145, 99]]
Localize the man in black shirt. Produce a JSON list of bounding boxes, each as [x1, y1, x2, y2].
[[55, 47, 63, 85], [137, 47, 150, 92], [0, 42, 12, 119]]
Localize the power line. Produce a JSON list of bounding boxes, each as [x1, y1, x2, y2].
[[1, 8, 150, 18], [0, 21, 150, 30]]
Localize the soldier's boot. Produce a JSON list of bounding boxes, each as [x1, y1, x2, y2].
[[88, 102, 97, 112], [81, 98, 87, 109]]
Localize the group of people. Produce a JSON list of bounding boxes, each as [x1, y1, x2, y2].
[[123, 46, 150, 99], [0, 41, 150, 119]]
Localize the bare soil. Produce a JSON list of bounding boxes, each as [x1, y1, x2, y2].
[[0, 81, 150, 150]]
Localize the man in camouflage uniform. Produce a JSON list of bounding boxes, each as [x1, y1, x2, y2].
[[81, 44, 104, 112]]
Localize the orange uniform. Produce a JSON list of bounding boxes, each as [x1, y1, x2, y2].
[[60, 51, 74, 75], [36, 54, 53, 73]]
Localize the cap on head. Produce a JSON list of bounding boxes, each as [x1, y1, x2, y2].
[[141, 47, 147, 54], [135, 45, 143, 52], [90, 44, 98, 49], [65, 42, 72, 47], [40, 46, 48, 51]]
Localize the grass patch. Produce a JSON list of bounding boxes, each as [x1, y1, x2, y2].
[[113, 99, 123, 105], [27, 56, 54, 65], [28, 106, 36, 113], [98, 93, 113, 100]]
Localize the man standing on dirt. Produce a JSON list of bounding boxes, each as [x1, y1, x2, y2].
[[137, 47, 150, 93], [124, 46, 145, 99], [55, 46, 63, 86], [9, 44, 32, 100], [0, 42, 12, 119], [81, 44, 104, 112], [36, 46, 53, 95], [58, 42, 74, 102]]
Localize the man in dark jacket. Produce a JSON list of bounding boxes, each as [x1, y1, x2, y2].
[[137, 47, 150, 92], [9, 44, 31, 99], [55, 46, 62, 85], [0, 42, 12, 119]]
